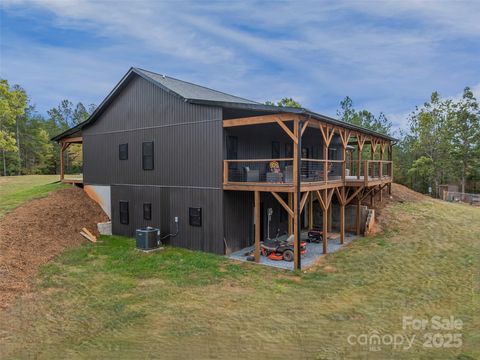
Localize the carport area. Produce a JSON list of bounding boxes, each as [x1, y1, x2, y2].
[[229, 231, 358, 270]]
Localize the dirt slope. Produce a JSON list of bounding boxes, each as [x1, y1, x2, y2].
[[0, 187, 108, 308], [373, 183, 429, 233]]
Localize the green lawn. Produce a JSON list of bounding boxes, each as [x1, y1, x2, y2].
[[0, 175, 67, 217], [1, 196, 479, 359]]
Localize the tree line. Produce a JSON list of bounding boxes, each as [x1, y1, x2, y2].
[[0, 79, 95, 176], [1, 78, 479, 194], [268, 91, 480, 195]]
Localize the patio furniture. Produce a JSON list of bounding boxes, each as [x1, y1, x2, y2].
[[266, 172, 283, 182], [243, 166, 259, 182]]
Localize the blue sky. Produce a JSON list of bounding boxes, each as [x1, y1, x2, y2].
[[1, 0, 479, 133]]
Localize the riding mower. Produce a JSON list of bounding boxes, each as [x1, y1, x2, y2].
[[259, 208, 307, 262], [261, 235, 307, 262]]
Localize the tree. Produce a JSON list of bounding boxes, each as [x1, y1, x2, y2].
[[337, 96, 392, 135], [0, 79, 27, 176], [449, 87, 480, 193], [265, 98, 302, 108]]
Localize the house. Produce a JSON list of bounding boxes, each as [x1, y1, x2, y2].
[[52, 67, 396, 270]]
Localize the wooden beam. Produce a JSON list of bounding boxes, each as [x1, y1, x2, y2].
[[254, 191, 261, 263], [288, 193, 293, 234], [61, 136, 82, 143], [223, 112, 297, 127], [275, 118, 298, 144], [293, 119, 300, 270], [335, 186, 346, 205], [325, 188, 334, 209], [339, 187, 346, 244], [322, 189, 328, 254], [371, 138, 378, 155], [60, 143, 64, 181], [356, 198, 361, 235], [300, 191, 309, 213], [339, 129, 351, 149], [346, 186, 364, 205], [315, 190, 326, 210], [271, 192, 294, 218], [319, 124, 335, 147], [223, 160, 228, 184], [308, 191, 313, 230], [301, 119, 310, 136]]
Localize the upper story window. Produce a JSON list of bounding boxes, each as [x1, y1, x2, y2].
[[142, 142, 154, 170], [119, 143, 128, 160]]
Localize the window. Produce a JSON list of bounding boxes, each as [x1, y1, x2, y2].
[[119, 143, 128, 160], [189, 207, 202, 227], [119, 201, 129, 225], [143, 203, 152, 220], [272, 141, 280, 159], [142, 142, 154, 170]]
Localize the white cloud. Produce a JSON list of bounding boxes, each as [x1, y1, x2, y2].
[[1, 0, 479, 129]]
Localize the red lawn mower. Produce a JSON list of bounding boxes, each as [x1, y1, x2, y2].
[[260, 208, 307, 262]]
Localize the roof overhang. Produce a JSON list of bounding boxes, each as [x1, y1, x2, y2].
[[52, 67, 397, 143]]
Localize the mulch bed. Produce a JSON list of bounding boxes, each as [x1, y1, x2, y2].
[[0, 187, 108, 309]]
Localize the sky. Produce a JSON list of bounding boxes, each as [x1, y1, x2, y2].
[[1, 0, 479, 134]]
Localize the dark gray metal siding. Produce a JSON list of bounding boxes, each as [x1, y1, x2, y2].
[[112, 185, 224, 254], [83, 74, 224, 254]]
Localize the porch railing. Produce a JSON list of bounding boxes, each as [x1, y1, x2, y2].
[[223, 158, 294, 184], [223, 159, 393, 186]]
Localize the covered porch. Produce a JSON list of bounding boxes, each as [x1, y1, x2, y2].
[[223, 112, 394, 270], [59, 135, 83, 184]]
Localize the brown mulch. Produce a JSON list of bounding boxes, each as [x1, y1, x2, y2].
[[0, 187, 108, 309]]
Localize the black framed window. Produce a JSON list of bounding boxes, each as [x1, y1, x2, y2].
[[119, 201, 129, 225], [272, 141, 280, 159], [143, 203, 152, 220], [142, 141, 154, 170], [119, 143, 128, 160], [189, 207, 202, 227]]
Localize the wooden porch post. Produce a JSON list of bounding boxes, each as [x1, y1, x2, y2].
[[388, 142, 393, 195], [293, 118, 301, 270], [308, 192, 313, 230], [336, 187, 346, 245], [323, 190, 328, 254], [380, 142, 385, 202], [288, 193, 293, 234], [254, 191, 260, 263], [356, 135, 366, 180], [60, 141, 65, 181], [356, 197, 361, 235]]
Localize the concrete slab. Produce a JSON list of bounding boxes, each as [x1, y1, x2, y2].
[[228, 232, 359, 270]]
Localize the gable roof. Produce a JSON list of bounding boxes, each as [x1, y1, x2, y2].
[[52, 67, 396, 142], [135, 68, 258, 105]]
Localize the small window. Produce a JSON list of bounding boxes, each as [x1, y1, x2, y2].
[[119, 143, 128, 160], [189, 207, 202, 227], [143, 203, 152, 220], [272, 141, 280, 159], [119, 201, 129, 225], [142, 142, 154, 170]]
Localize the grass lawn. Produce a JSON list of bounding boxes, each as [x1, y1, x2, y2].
[[0, 175, 68, 217], [1, 197, 479, 359]]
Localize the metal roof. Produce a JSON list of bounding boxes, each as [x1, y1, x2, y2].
[[52, 67, 396, 142], [135, 68, 259, 105]]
